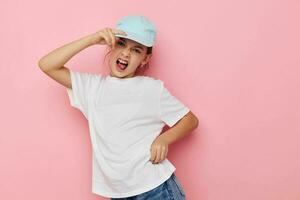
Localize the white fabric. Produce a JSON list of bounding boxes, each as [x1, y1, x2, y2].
[[66, 69, 190, 198]]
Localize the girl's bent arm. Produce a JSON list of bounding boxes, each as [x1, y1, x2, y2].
[[38, 35, 95, 72], [38, 35, 95, 88], [160, 111, 199, 145]]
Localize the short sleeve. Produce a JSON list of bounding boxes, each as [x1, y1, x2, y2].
[[66, 69, 99, 118], [159, 81, 190, 127]]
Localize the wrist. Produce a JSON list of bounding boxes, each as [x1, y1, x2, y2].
[[84, 34, 97, 46], [160, 131, 175, 145]]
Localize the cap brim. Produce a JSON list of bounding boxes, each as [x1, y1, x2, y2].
[[114, 31, 153, 47]]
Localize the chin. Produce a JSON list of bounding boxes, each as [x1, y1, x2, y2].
[[111, 66, 135, 78], [110, 70, 126, 78]]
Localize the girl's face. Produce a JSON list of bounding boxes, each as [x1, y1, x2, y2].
[[108, 37, 152, 78]]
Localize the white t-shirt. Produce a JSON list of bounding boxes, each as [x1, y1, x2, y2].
[[66, 69, 190, 198]]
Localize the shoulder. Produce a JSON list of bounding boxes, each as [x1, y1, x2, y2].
[[69, 70, 104, 81], [135, 76, 163, 95], [69, 71, 105, 94], [140, 75, 163, 87], [84, 72, 105, 85]]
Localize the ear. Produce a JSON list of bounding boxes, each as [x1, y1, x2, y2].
[[141, 54, 152, 66]]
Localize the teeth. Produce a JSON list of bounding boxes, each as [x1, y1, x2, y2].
[[118, 58, 128, 65]]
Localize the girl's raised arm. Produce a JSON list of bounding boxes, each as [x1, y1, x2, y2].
[[38, 28, 126, 89]]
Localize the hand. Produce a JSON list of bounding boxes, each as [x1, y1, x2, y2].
[[90, 28, 127, 48], [150, 135, 169, 164]]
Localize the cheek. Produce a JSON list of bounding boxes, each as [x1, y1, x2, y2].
[[134, 54, 146, 62], [108, 51, 119, 63], [131, 58, 143, 66], [110, 50, 119, 58]]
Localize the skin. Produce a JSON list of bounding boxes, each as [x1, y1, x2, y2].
[[90, 28, 151, 78], [108, 37, 152, 78], [150, 111, 198, 164]]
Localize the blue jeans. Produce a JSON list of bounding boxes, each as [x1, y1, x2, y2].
[[111, 173, 186, 200]]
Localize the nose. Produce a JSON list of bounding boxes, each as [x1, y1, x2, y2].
[[121, 47, 130, 57]]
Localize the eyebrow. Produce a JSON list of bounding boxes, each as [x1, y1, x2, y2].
[[134, 46, 144, 50], [118, 38, 144, 50]]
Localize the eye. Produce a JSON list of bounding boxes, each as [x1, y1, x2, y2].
[[132, 49, 141, 53], [116, 40, 125, 46]]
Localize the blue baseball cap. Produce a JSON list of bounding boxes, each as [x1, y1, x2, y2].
[[114, 15, 157, 47]]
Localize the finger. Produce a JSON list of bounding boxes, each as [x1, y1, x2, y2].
[[161, 146, 166, 162], [107, 28, 116, 48], [112, 29, 127, 36], [104, 29, 113, 47], [165, 147, 168, 158], [101, 33, 110, 46], [150, 147, 156, 163], [154, 147, 161, 163]]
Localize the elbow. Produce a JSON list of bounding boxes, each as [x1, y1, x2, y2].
[[193, 116, 199, 129], [38, 59, 45, 71], [38, 57, 49, 71], [186, 111, 199, 129]]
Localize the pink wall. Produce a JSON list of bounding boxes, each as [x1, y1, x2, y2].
[[1, 0, 300, 199]]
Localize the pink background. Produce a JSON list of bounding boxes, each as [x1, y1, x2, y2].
[[1, 0, 300, 199]]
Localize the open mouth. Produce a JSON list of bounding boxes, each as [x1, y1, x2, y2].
[[116, 58, 128, 71]]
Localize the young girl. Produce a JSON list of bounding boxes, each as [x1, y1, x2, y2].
[[38, 15, 198, 200]]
